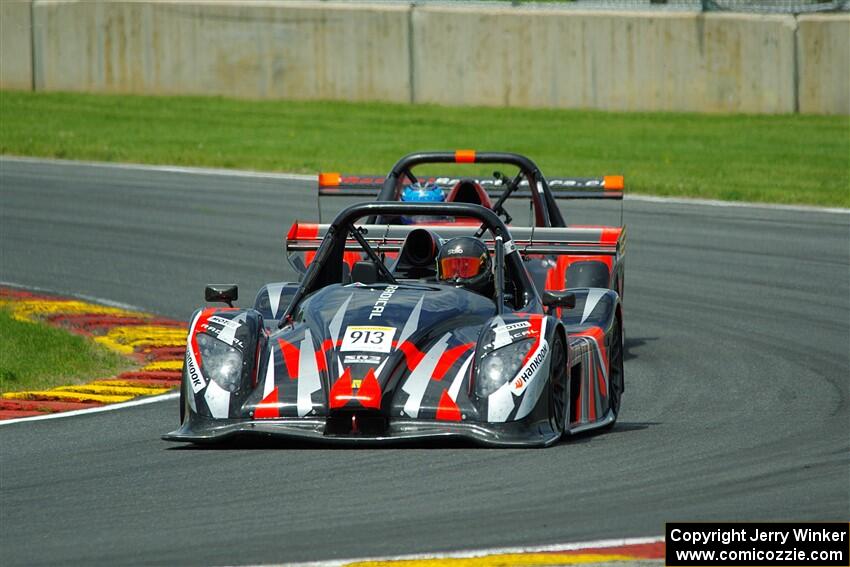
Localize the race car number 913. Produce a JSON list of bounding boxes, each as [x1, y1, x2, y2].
[[340, 326, 397, 353]]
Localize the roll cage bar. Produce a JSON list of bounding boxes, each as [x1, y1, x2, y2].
[[376, 151, 566, 228], [280, 202, 541, 327]]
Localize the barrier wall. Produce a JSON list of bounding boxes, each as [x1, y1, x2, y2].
[[30, 1, 410, 102], [0, 1, 33, 90], [1, 1, 847, 114], [797, 14, 850, 114], [412, 8, 797, 113]]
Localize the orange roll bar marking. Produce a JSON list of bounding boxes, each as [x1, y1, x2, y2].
[[454, 150, 476, 163]]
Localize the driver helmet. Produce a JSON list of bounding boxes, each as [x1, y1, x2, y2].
[[436, 236, 493, 294], [400, 182, 446, 225]]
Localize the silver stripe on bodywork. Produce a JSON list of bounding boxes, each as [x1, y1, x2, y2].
[[185, 311, 204, 412], [448, 354, 473, 401], [187, 310, 202, 341], [266, 283, 287, 318], [514, 342, 552, 420], [185, 346, 206, 395], [328, 294, 353, 344], [297, 329, 322, 417], [204, 379, 231, 418], [487, 382, 514, 422], [397, 295, 424, 345], [374, 357, 389, 380], [216, 311, 246, 347], [262, 349, 275, 400], [401, 334, 450, 418], [580, 289, 607, 324]]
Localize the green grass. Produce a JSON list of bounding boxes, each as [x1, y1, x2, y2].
[[0, 308, 133, 393], [1, 90, 847, 207]]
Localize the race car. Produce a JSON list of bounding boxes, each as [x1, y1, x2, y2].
[[313, 151, 626, 298], [163, 201, 624, 447]]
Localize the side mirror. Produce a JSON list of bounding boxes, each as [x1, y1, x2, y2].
[[541, 290, 576, 309], [205, 284, 238, 307]]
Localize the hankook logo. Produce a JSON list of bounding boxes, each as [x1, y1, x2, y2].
[[511, 342, 549, 395], [186, 352, 206, 393]]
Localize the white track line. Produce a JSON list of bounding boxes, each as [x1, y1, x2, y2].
[[0, 392, 179, 426], [244, 535, 665, 567], [625, 193, 849, 215], [1, 155, 314, 182], [2, 155, 847, 214], [0, 280, 150, 312]]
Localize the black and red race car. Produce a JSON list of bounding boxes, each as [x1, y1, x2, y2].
[[307, 151, 625, 299], [164, 152, 626, 447]]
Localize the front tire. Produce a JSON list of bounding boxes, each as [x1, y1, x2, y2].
[[548, 333, 568, 440]]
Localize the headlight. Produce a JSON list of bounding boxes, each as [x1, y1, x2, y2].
[[475, 339, 533, 398], [196, 333, 243, 392]]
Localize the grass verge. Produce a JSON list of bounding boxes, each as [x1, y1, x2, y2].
[[0, 308, 134, 394], [1, 90, 847, 207]]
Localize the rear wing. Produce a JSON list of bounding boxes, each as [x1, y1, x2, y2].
[[317, 173, 624, 200], [286, 221, 626, 276]]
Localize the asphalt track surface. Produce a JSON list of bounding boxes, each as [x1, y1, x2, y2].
[[1, 158, 848, 566]]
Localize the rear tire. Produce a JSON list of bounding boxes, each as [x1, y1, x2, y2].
[[605, 318, 624, 428], [548, 333, 568, 440]]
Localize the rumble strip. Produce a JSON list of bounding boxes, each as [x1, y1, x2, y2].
[[0, 286, 186, 420]]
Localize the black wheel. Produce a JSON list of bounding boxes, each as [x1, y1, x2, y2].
[[606, 318, 624, 427], [548, 333, 568, 439]]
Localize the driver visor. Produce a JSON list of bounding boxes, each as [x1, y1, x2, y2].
[[440, 256, 483, 279]]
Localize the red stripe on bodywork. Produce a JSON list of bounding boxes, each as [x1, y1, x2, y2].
[[432, 343, 474, 381], [294, 223, 319, 240], [574, 326, 608, 368], [314, 339, 340, 373], [598, 366, 607, 397], [521, 315, 545, 366], [329, 368, 353, 409], [190, 308, 216, 367], [254, 387, 280, 419], [435, 389, 462, 421], [398, 341, 425, 371], [277, 338, 300, 379], [600, 227, 622, 246], [343, 251, 363, 271], [356, 368, 382, 409]]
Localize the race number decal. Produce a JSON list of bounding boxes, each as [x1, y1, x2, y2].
[[340, 326, 397, 353]]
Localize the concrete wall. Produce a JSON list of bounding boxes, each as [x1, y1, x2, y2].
[[797, 13, 850, 114], [2, 1, 847, 114], [0, 0, 33, 90], [412, 7, 797, 113], [30, 1, 410, 102]]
